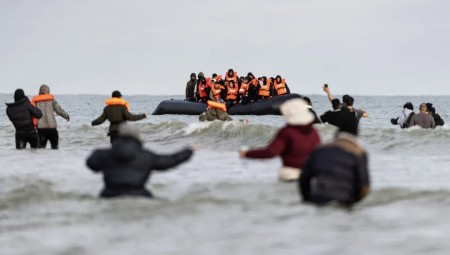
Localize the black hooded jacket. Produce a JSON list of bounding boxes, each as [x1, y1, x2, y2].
[[6, 98, 43, 133], [86, 136, 193, 198]]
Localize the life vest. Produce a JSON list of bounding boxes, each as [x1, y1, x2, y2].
[[225, 72, 237, 82], [259, 79, 271, 97], [214, 75, 223, 82], [207, 100, 227, 112], [31, 94, 55, 127], [105, 98, 130, 111], [274, 79, 287, 95], [250, 79, 258, 86], [198, 79, 208, 98], [239, 82, 249, 96], [226, 84, 238, 100], [212, 87, 222, 99]]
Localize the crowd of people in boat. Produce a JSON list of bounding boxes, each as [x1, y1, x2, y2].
[[185, 69, 291, 109], [391, 102, 444, 129]]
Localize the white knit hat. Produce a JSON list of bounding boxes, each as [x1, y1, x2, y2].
[[118, 123, 141, 140], [280, 99, 315, 125]]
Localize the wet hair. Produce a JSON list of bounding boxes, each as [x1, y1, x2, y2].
[[303, 96, 312, 106], [403, 102, 413, 110], [14, 89, 26, 102], [346, 96, 354, 107], [112, 90, 122, 98], [331, 98, 341, 110]]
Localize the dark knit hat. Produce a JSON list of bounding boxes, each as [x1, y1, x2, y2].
[[112, 90, 122, 98], [14, 89, 26, 102]]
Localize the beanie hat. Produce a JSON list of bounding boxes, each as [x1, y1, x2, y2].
[[14, 89, 26, 102]]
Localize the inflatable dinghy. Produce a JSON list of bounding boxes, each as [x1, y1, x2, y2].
[[152, 93, 302, 115]]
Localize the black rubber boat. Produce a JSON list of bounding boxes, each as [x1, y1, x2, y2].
[[152, 93, 302, 115]]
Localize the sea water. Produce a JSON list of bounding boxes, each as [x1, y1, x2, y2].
[[1, 94, 450, 255]]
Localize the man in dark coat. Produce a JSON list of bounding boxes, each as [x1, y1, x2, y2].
[[6, 89, 43, 149], [86, 124, 194, 198], [92, 91, 147, 144], [299, 122, 370, 207], [185, 73, 197, 101]]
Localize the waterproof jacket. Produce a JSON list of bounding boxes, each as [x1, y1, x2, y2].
[[300, 132, 370, 206], [6, 98, 42, 133], [86, 136, 193, 198], [199, 108, 233, 121], [186, 79, 196, 100], [92, 105, 146, 133], [32, 85, 69, 129], [245, 125, 320, 169]]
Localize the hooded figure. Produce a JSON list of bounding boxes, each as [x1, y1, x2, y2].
[[31, 84, 70, 149], [86, 124, 194, 198], [186, 73, 197, 101], [6, 89, 43, 149], [240, 99, 321, 182]]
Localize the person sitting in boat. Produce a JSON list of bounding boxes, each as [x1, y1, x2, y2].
[[196, 77, 208, 103], [209, 80, 226, 101], [258, 77, 273, 100], [212, 73, 222, 82], [239, 99, 320, 182], [246, 72, 259, 102], [186, 73, 197, 102], [238, 77, 251, 105], [199, 99, 233, 121], [391, 102, 415, 128], [225, 80, 238, 110], [273, 75, 291, 96], [225, 69, 238, 83]]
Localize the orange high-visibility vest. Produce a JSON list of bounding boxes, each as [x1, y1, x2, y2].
[[212, 88, 222, 99], [31, 94, 55, 127], [239, 82, 249, 96], [259, 79, 271, 97], [274, 79, 287, 95], [105, 98, 130, 111], [225, 72, 237, 82], [226, 85, 238, 100], [207, 100, 227, 112]]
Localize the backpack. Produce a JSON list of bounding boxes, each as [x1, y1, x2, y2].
[[403, 112, 415, 128]]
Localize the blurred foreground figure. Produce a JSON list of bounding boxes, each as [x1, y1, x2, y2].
[[240, 99, 320, 182], [86, 124, 194, 198], [6, 89, 42, 149], [299, 122, 370, 207]]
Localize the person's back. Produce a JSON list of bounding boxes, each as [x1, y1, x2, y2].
[[86, 125, 193, 198], [300, 132, 370, 206], [185, 73, 197, 101], [408, 103, 435, 129]]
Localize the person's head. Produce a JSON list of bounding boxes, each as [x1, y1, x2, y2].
[[228, 69, 234, 76], [403, 102, 414, 111], [280, 99, 315, 126], [212, 73, 217, 79], [118, 123, 141, 141], [419, 103, 428, 113], [198, 72, 204, 79], [426, 103, 433, 111], [342, 95, 350, 105], [229, 80, 235, 87], [247, 72, 254, 79], [112, 90, 122, 98], [210, 79, 216, 86], [214, 82, 220, 89], [14, 89, 26, 102], [239, 76, 245, 82], [428, 106, 436, 115], [346, 96, 354, 107], [303, 96, 312, 106], [190, 73, 196, 80], [224, 80, 229, 87], [275, 75, 282, 83], [39, 84, 50, 95], [331, 98, 341, 110]]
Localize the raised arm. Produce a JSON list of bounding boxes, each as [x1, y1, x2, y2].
[[323, 86, 334, 102], [244, 130, 285, 159]]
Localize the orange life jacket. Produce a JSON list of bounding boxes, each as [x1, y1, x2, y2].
[[198, 80, 208, 98], [259, 79, 271, 97], [105, 98, 130, 111], [207, 100, 227, 112], [212, 87, 222, 99], [239, 82, 249, 96], [225, 72, 237, 82], [31, 94, 55, 127], [274, 79, 287, 95], [214, 75, 223, 82], [226, 84, 238, 100]]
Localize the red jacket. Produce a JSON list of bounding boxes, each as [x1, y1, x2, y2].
[[245, 125, 320, 169]]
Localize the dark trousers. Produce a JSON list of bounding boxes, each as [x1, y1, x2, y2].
[[109, 131, 119, 144], [15, 130, 39, 149], [38, 128, 59, 149]]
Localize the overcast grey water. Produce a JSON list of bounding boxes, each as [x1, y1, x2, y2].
[[1, 94, 450, 255]]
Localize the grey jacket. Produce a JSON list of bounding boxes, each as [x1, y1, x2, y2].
[[408, 112, 435, 129], [33, 85, 69, 129]]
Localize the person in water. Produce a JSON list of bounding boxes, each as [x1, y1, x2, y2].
[[303, 97, 321, 124], [321, 98, 358, 135], [225, 69, 238, 83], [92, 91, 147, 144], [408, 103, 435, 129], [391, 102, 415, 129], [86, 124, 194, 198], [323, 85, 368, 119], [428, 106, 444, 126], [240, 99, 320, 182], [6, 89, 43, 149], [199, 99, 233, 121], [299, 122, 370, 207], [273, 75, 290, 96], [185, 73, 197, 102], [31, 84, 70, 149]]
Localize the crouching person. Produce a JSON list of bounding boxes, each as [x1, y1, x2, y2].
[[86, 124, 194, 198], [299, 127, 370, 207], [199, 99, 233, 121]]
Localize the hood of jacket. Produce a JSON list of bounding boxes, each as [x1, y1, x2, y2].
[[39, 84, 50, 95], [111, 136, 143, 161]]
